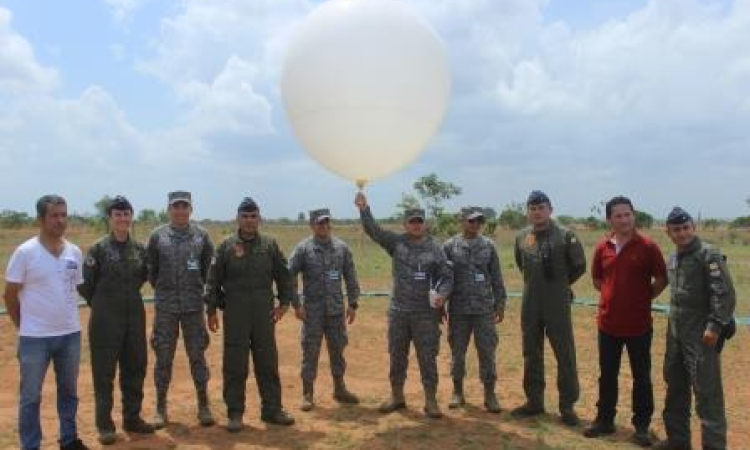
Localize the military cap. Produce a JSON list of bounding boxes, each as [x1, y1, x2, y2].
[[107, 195, 133, 214], [461, 206, 484, 220], [404, 208, 426, 221], [527, 190, 551, 206], [237, 197, 259, 213], [309, 208, 332, 223], [666, 206, 693, 225], [168, 190, 192, 205]]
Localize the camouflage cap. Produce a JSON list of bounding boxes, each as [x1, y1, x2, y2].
[[237, 197, 259, 213], [527, 190, 551, 206], [107, 195, 133, 214], [666, 206, 692, 225], [168, 190, 192, 205], [461, 206, 484, 220], [309, 208, 331, 223], [404, 208, 426, 221]]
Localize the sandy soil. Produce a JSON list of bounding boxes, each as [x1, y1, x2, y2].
[[1, 299, 748, 450]]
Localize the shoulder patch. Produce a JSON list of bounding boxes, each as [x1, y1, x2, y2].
[[85, 256, 97, 267]]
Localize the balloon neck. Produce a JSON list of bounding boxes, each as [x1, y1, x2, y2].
[[355, 179, 367, 190]]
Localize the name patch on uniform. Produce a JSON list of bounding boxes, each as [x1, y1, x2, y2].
[[413, 271, 427, 281], [327, 270, 340, 281], [474, 272, 486, 282], [187, 259, 199, 271]]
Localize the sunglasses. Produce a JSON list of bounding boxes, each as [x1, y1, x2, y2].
[[240, 212, 260, 219], [407, 217, 425, 224], [467, 217, 484, 224]]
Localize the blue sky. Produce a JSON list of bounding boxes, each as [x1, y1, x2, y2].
[[0, 0, 748, 220]]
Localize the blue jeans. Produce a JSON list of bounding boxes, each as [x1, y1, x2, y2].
[[18, 332, 81, 450]]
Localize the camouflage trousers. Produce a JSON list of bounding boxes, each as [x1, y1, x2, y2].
[[151, 309, 210, 395], [663, 331, 726, 449], [448, 313, 498, 386], [300, 312, 348, 382], [388, 310, 441, 390]]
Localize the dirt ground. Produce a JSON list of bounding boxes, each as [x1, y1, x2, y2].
[[0, 298, 748, 450]]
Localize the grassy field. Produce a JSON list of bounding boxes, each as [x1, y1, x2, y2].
[[0, 222, 748, 449]]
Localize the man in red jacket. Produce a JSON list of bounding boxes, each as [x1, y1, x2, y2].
[[584, 196, 667, 447]]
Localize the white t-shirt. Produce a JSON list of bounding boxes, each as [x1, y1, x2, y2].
[[5, 237, 83, 337]]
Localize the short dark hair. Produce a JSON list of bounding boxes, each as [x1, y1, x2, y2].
[[36, 195, 67, 219], [605, 196, 634, 219]]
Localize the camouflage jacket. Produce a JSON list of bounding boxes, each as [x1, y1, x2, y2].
[[147, 223, 214, 313], [444, 234, 507, 314], [360, 207, 453, 313], [288, 236, 360, 315]]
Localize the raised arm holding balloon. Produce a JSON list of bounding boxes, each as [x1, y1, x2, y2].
[[355, 191, 453, 419]]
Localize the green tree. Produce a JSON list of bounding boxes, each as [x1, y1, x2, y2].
[[481, 207, 497, 220], [0, 210, 32, 228], [395, 192, 421, 219], [634, 210, 654, 229], [94, 195, 115, 220], [703, 218, 722, 231], [413, 173, 462, 218], [297, 212, 306, 223], [137, 209, 158, 223], [498, 202, 526, 230]]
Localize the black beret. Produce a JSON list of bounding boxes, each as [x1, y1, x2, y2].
[[527, 190, 551, 206], [237, 197, 259, 213], [666, 206, 692, 225], [107, 195, 133, 214]]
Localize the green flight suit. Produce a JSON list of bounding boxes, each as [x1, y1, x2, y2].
[[663, 237, 735, 450], [78, 234, 148, 433], [205, 232, 294, 419], [514, 221, 586, 412]]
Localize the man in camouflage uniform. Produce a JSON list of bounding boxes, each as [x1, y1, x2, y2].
[[355, 192, 453, 419], [443, 206, 507, 413], [511, 190, 586, 426], [147, 191, 215, 428], [78, 196, 154, 445], [206, 197, 295, 432], [655, 207, 736, 450], [289, 208, 361, 411]]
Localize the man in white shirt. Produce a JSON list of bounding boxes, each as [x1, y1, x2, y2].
[[3, 195, 90, 450]]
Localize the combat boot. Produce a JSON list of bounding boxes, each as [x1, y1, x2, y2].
[[123, 417, 155, 434], [152, 392, 168, 430], [423, 387, 443, 419], [378, 383, 406, 413], [448, 379, 465, 409], [483, 383, 501, 413], [333, 376, 359, 404], [226, 415, 243, 433], [301, 379, 315, 411], [197, 389, 215, 427]]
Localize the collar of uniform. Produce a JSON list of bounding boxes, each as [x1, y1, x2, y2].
[[237, 230, 258, 243], [108, 232, 131, 246], [677, 236, 702, 256], [313, 236, 333, 249], [168, 223, 191, 236]]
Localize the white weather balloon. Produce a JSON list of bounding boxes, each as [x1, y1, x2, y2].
[[281, 0, 450, 187]]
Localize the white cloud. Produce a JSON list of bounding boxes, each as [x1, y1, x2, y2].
[[102, 0, 151, 23], [0, 8, 59, 94], [3, 0, 750, 218]]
